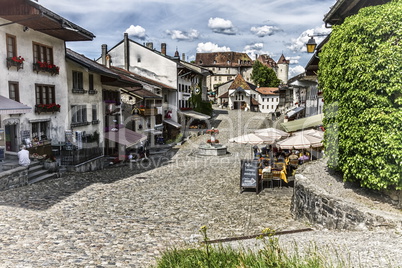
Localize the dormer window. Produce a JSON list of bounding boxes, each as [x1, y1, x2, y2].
[[227, 60, 230, 64], [213, 60, 217, 64]]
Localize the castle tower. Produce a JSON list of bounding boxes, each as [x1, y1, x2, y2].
[[277, 54, 289, 84]]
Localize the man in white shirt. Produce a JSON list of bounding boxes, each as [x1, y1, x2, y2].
[[18, 145, 31, 167]]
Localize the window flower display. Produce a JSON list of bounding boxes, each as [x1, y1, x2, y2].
[[35, 103, 61, 113], [6, 56, 24, 70], [33, 60, 60, 75]]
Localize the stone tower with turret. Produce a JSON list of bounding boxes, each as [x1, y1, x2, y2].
[[277, 54, 289, 84]]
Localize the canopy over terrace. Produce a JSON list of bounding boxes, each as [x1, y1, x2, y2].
[[281, 113, 324, 133]]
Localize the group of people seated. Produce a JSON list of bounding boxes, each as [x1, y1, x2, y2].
[[253, 145, 313, 185]]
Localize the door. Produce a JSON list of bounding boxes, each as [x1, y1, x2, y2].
[[5, 125, 18, 152]]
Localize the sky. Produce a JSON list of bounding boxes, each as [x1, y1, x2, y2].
[[39, 0, 335, 78]]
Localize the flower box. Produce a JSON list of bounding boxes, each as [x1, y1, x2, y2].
[[35, 103, 61, 114], [6, 56, 24, 70], [33, 61, 59, 75]]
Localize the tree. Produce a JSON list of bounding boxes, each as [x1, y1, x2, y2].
[[251, 61, 280, 87], [319, 0, 402, 190]]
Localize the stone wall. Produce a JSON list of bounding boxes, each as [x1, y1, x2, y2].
[[0, 167, 28, 191], [291, 173, 402, 231]]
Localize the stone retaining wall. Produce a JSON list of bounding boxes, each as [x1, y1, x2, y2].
[[291, 174, 402, 230], [0, 167, 28, 191]]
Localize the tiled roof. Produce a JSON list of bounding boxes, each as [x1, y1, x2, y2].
[[257, 54, 277, 68], [256, 87, 279, 95], [218, 92, 229, 98], [251, 98, 260, 106], [66, 48, 117, 77], [195, 52, 253, 67], [123, 88, 162, 99], [228, 74, 251, 90], [277, 54, 290, 64], [0, 0, 94, 41]]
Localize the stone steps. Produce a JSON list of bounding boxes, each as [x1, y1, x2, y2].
[[28, 161, 58, 184]]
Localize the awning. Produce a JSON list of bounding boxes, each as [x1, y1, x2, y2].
[[287, 106, 305, 118], [179, 110, 211, 120], [281, 113, 324, 132], [144, 129, 163, 135], [163, 119, 181, 128], [0, 95, 32, 114], [104, 128, 147, 148]]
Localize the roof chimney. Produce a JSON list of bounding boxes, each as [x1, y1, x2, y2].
[[124, 33, 130, 71], [182, 53, 185, 61], [161, 43, 166, 55], [101, 44, 108, 66], [146, 42, 153, 49]]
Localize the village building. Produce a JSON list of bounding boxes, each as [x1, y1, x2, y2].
[[0, 0, 95, 160]]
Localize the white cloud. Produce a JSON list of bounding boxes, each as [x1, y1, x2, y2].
[[288, 25, 331, 53], [287, 55, 301, 65], [166, 29, 199, 41], [243, 43, 266, 59], [208, 17, 237, 35], [196, 42, 231, 53], [125, 25, 147, 40], [289, 65, 305, 78], [250, 25, 282, 37]]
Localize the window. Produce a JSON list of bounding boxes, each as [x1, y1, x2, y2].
[[72, 71, 84, 90], [32, 121, 49, 140], [35, 84, 55, 104], [33, 42, 53, 64], [89, 74, 94, 91], [262, 105, 264, 109], [92, 104, 99, 124], [9, 82, 19, 102], [6, 34, 17, 58], [71, 105, 87, 124]]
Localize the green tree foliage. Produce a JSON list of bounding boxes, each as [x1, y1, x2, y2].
[[189, 83, 213, 116], [319, 0, 402, 190], [251, 60, 281, 87]]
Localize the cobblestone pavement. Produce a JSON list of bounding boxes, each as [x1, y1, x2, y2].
[[1, 108, 401, 267], [0, 108, 308, 267]]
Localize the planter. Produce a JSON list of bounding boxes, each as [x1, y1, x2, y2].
[[33, 62, 59, 75], [6, 57, 24, 70], [35, 104, 61, 114]]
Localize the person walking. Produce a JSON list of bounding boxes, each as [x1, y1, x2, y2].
[[18, 145, 31, 168]]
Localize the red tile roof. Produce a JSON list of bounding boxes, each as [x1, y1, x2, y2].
[[256, 87, 279, 95]]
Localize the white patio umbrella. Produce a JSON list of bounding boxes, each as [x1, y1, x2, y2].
[[276, 133, 322, 150], [229, 133, 276, 145], [254, 128, 289, 139], [293, 129, 324, 139]]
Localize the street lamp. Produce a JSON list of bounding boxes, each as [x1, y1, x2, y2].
[[306, 33, 329, 53], [306, 36, 317, 53]]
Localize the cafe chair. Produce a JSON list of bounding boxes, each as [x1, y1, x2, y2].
[[272, 170, 282, 188], [262, 170, 273, 188]]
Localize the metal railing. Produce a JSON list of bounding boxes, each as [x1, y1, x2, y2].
[[60, 146, 103, 166]]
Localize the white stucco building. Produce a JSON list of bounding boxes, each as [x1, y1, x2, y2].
[[255, 87, 280, 114], [0, 0, 94, 155]]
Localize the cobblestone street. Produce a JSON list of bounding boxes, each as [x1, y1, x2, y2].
[[1, 108, 401, 268], [0, 108, 308, 267]]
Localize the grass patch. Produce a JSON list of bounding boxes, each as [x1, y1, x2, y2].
[[153, 227, 349, 268]]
